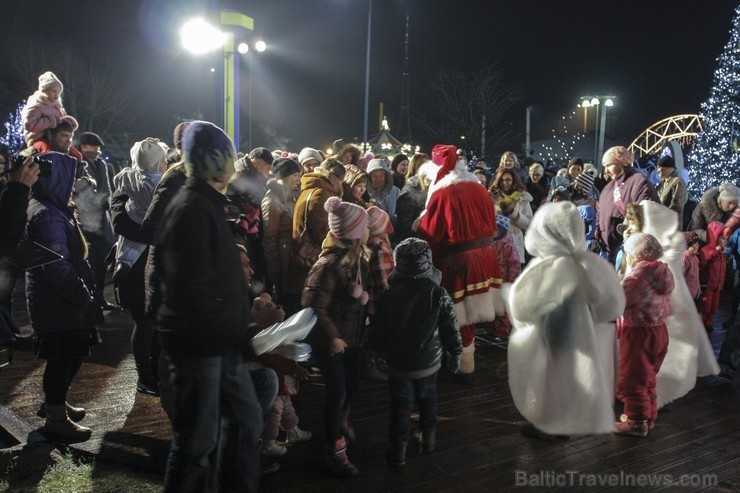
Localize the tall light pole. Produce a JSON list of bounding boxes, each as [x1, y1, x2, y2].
[[363, 0, 373, 146], [580, 95, 616, 165]]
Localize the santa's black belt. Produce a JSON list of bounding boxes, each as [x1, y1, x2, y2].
[[445, 237, 494, 254]]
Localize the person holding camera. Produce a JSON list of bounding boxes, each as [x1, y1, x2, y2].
[[488, 167, 533, 268], [0, 146, 40, 367]]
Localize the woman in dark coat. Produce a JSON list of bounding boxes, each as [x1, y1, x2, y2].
[[26, 151, 102, 441]]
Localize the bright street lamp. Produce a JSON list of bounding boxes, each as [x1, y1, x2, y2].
[[237, 42, 249, 54], [180, 18, 225, 55], [254, 39, 267, 52], [580, 95, 616, 165]]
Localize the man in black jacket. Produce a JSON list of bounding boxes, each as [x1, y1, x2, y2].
[[152, 121, 262, 493]]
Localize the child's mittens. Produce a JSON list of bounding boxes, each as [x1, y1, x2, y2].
[[446, 356, 461, 374]]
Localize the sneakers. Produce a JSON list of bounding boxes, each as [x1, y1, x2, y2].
[[325, 437, 358, 478], [285, 426, 312, 444], [261, 440, 287, 458], [615, 416, 648, 437]]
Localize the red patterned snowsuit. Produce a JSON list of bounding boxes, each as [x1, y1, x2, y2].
[[698, 221, 727, 330]]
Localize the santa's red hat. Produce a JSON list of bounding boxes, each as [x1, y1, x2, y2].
[[432, 144, 458, 184]]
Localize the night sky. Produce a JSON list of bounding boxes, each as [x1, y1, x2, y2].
[[0, 0, 736, 157]]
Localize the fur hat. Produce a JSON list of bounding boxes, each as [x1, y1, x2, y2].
[[392, 238, 441, 284], [182, 121, 236, 179], [657, 155, 675, 168], [574, 170, 595, 193], [366, 206, 393, 236], [495, 215, 510, 240], [325, 196, 368, 240], [298, 147, 322, 165], [249, 147, 274, 165], [173, 121, 191, 151], [250, 293, 285, 329], [623, 232, 663, 261], [38, 71, 63, 92], [131, 137, 165, 171], [78, 132, 104, 147], [718, 183, 740, 204], [271, 157, 301, 179]]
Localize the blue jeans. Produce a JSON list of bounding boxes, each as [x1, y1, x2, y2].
[[163, 352, 263, 493], [388, 371, 438, 444], [250, 367, 278, 422], [315, 348, 362, 443]]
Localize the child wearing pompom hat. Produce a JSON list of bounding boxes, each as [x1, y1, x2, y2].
[[21, 71, 68, 145], [251, 293, 313, 458], [616, 233, 675, 437], [301, 196, 369, 478]]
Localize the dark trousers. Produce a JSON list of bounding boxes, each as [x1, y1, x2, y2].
[[617, 322, 668, 422], [315, 348, 362, 443], [388, 371, 438, 444], [164, 353, 263, 493], [43, 357, 85, 405]]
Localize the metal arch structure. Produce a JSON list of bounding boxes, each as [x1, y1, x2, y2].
[[628, 114, 704, 157]]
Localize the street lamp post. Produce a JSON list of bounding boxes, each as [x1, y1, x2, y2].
[[580, 95, 616, 165]]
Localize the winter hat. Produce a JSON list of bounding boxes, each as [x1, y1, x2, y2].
[[623, 232, 663, 261], [182, 121, 236, 179], [271, 157, 301, 179], [357, 151, 374, 170], [431, 144, 458, 184], [78, 132, 104, 147], [173, 122, 191, 151], [574, 170, 595, 193], [392, 238, 441, 284], [271, 150, 283, 162], [657, 155, 675, 168], [319, 159, 346, 180], [549, 186, 571, 202], [298, 147, 322, 165], [495, 215, 510, 240], [718, 183, 740, 203], [325, 196, 368, 240], [249, 147, 274, 165], [250, 293, 285, 328], [38, 71, 63, 92], [602, 146, 634, 168], [55, 115, 78, 133], [683, 231, 700, 248], [366, 206, 394, 236], [131, 137, 166, 171]]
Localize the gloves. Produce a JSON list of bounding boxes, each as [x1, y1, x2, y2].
[[446, 356, 461, 374]]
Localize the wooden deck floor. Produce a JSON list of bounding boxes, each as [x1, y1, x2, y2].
[[2, 286, 740, 492]]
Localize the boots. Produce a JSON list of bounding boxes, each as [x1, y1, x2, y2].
[[416, 428, 436, 454], [136, 364, 160, 396], [37, 402, 86, 422], [454, 344, 475, 384], [615, 416, 648, 437], [325, 437, 358, 478], [41, 404, 92, 442], [285, 425, 312, 444], [261, 440, 287, 457], [386, 442, 407, 467]]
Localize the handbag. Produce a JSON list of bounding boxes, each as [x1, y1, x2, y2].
[[292, 189, 321, 270]]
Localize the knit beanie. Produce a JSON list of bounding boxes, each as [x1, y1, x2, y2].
[[574, 170, 595, 193], [182, 121, 236, 179], [173, 121, 191, 151], [623, 232, 663, 261], [602, 146, 634, 168], [657, 155, 675, 168], [131, 137, 166, 171], [249, 147, 274, 165], [718, 183, 740, 203], [683, 231, 700, 248], [298, 147, 322, 165], [38, 71, 63, 92], [271, 157, 301, 179], [495, 215, 510, 240], [366, 206, 394, 236], [250, 293, 285, 328], [392, 238, 440, 284], [324, 196, 368, 240], [357, 152, 374, 170]]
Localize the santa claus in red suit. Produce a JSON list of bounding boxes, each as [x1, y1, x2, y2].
[[417, 144, 503, 381]]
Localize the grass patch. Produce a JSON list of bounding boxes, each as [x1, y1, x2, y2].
[[0, 450, 163, 493]]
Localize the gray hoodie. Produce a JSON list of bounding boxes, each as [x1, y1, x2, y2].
[[366, 158, 401, 224]]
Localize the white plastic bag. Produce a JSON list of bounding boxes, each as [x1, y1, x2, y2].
[[267, 342, 312, 362], [251, 307, 317, 356]]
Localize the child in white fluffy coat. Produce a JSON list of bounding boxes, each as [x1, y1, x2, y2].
[[503, 201, 626, 439], [21, 71, 67, 145], [113, 138, 166, 270]]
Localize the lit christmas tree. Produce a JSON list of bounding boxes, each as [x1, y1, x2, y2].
[[0, 102, 26, 155], [688, 5, 740, 198]]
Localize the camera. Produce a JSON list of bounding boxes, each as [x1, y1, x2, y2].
[[6, 154, 53, 178]]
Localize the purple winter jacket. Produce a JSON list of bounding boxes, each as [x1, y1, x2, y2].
[[25, 152, 98, 335]]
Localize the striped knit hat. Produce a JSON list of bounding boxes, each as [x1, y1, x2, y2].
[[325, 196, 368, 240], [366, 206, 393, 236], [574, 170, 595, 193]]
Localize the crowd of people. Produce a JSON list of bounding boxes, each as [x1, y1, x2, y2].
[[1, 70, 739, 491]]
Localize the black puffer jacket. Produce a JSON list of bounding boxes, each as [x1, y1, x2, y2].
[[374, 277, 462, 378], [151, 177, 251, 357]]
